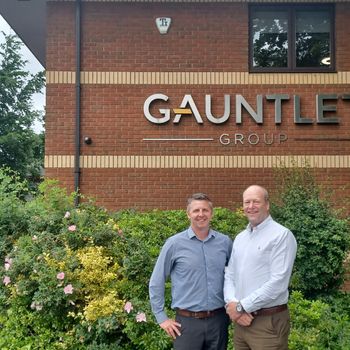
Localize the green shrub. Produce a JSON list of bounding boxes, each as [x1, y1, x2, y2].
[[0, 168, 30, 260], [1, 172, 350, 349], [271, 165, 350, 298], [289, 291, 350, 349]]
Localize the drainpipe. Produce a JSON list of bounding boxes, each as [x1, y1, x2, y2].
[[74, 0, 82, 206]]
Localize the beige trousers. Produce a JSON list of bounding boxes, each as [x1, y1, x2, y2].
[[233, 309, 290, 350]]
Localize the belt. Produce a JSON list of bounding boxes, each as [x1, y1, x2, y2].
[[176, 307, 225, 319], [252, 304, 288, 317]]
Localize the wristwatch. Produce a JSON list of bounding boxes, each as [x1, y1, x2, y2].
[[236, 301, 244, 313]]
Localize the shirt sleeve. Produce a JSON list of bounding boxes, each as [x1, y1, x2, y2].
[[223, 246, 238, 304], [149, 239, 174, 324], [241, 230, 297, 312]]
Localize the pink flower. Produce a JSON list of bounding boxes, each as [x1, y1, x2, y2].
[[64, 211, 71, 219], [4, 257, 12, 271], [30, 301, 43, 311], [68, 225, 76, 232], [136, 312, 147, 322], [124, 301, 133, 314], [3, 276, 11, 286], [57, 272, 65, 280], [63, 284, 74, 295]]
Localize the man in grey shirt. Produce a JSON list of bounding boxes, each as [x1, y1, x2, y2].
[[149, 193, 232, 350]]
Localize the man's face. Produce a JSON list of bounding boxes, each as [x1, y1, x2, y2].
[[187, 200, 213, 232], [243, 186, 269, 227]]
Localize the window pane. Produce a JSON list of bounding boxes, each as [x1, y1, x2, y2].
[[296, 11, 331, 67], [251, 10, 288, 68]]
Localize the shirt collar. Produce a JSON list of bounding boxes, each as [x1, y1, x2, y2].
[[187, 226, 216, 240], [247, 215, 272, 233]]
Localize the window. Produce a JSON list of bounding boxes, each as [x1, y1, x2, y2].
[[249, 4, 334, 72]]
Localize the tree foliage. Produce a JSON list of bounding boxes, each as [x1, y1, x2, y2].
[[271, 165, 350, 298], [0, 32, 45, 183]]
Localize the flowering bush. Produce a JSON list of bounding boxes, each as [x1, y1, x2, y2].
[[0, 168, 350, 349], [0, 172, 245, 349]]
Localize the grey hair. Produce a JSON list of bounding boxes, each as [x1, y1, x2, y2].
[[243, 185, 269, 202]]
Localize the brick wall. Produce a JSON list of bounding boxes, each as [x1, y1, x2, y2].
[[45, 2, 350, 212]]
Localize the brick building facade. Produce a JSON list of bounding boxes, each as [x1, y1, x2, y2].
[[5, 0, 350, 211]]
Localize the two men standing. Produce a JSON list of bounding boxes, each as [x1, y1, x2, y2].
[[150, 186, 297, 350]]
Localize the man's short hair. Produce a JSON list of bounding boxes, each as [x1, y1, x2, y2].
[[187, 193, 213, 211], [243, 185, 269, 202]]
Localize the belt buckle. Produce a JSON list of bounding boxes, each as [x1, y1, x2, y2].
[[193, 311, 201, 319]]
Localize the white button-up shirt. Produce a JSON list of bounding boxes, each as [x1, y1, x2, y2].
[[224, 215, 297, 313]]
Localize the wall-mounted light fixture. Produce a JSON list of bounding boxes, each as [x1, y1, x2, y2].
[[155, 17, 171, 34], [84, 136, 92, 145]]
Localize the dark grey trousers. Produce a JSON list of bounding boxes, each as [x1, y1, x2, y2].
[[174, 309, 229, 350]]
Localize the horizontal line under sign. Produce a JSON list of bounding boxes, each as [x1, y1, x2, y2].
[[143, 138, 214, 141], [294, 137, 350, 141]]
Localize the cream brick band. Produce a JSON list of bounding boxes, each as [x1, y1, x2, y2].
[[46, 71, 350, 85], [45, 155, 350, 169]]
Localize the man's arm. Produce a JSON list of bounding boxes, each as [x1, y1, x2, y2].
[[149, 240, 182, 338], [223, 246, 237, 305], [224, 245, 253, 326]]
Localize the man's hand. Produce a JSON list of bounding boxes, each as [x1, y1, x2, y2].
[[226, 302, 253, 326], [159, 319, 182, 339], [236, 312, 253, 326], [226, 301, 241, 321]]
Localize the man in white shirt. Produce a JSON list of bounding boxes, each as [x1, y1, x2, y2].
[[224, 185, 297, 350]]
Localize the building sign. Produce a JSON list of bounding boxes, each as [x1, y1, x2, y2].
[[218, 133, 288, 146], [144, 93, 349, 125], [143, 93, 349, 145]]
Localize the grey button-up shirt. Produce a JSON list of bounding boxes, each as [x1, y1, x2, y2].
[[149, 227, 232, 324]]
